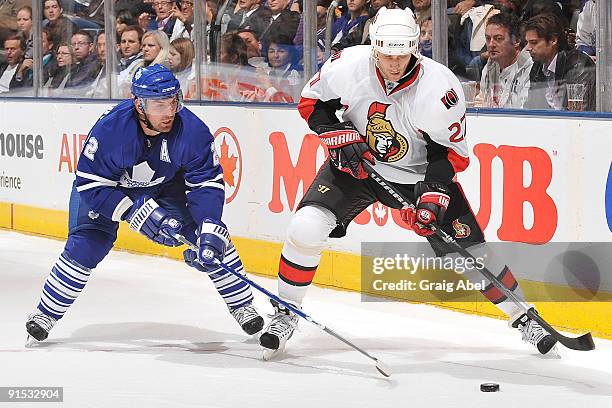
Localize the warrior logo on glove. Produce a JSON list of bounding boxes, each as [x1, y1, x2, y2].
[[365, 102, 408, 162]]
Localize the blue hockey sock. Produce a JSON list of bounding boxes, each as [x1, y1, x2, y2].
[[37, 253, 92, 320], [205, 245, 253, 310]]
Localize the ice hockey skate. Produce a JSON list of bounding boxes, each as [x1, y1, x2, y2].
[[230, 302, 265, 335], [259, 300, 299, 360], [25, 310, 57, 346], [510, 312, 558, 355]]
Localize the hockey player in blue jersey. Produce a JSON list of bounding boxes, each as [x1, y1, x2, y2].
[[25, 64, 264, 344]]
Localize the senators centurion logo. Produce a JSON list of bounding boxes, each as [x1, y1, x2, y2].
[[365, 102, 408, 162], [441, 88, 459, 110]]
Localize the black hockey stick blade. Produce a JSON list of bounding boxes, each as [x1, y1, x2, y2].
[[526, 308, 595, 351]]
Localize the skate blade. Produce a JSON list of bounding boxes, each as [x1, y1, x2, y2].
[[262, 346, 284, 361], [25, 335, 40, 348]]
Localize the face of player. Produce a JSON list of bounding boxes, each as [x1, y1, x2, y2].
[[71, 34, 93, 61], [4, 40, 23, 65], [121, 30, 141, 58], [485, 23, 518, 67], [524, 30, 558, 66], [17, 9, 32, 34], [56, 45, 73, 67], [153, 0, 173, 20], [267, 43, 291, 68], [268, 0, 289, 14], [142, 36, 161, 63], [168, 46, 181, 71], [136, 96, 178, 133], [238, 31, 261, 58], [44, 0, 62, 21], [375, 52, 412, 82]]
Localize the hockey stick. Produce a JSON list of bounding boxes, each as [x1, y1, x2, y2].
[[172, 234, 393, 377], [362, 161, 595, 352]]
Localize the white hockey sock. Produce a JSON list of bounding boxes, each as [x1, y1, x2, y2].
[[37, 253, 92, 320], [204, 244, 254, 310]]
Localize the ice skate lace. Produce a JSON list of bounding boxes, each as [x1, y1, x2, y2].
[[266, 313, 298, 339], [230, 304, 260, 325], [28, 312, 56, 333], [519, 320, 547, 346]]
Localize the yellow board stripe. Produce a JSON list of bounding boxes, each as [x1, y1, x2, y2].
[[3, 202, 611, 340]]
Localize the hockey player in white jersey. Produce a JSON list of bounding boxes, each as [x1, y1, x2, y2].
[[259, 7, 557, 358]]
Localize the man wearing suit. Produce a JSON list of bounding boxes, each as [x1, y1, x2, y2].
[[259, 0, 300, 46], [227, 0, 271, 39], [524, 13, 595, 111]]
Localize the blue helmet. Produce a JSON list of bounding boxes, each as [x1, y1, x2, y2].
[[131, 64, 181, 99]]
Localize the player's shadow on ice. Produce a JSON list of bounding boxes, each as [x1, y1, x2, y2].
[[43, 321, 395, 382]]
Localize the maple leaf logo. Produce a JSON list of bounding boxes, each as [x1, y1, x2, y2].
[[373, 202, 388, 225], [218, 137, 238, 187]]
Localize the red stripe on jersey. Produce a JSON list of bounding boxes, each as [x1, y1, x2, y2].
[[389, 64, 421, 95], [298, 97, 318, 123], [447, 148, 470, 173], [279, 256, 317, 285]]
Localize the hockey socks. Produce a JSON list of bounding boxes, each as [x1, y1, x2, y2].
[[37, 253, 92, 320], [205, 245, 254, 310]]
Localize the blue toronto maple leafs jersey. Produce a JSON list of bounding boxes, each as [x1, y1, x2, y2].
[[75, 100, 224, 224]]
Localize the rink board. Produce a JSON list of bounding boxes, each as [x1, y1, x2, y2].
[[1, 100, 612, 338]]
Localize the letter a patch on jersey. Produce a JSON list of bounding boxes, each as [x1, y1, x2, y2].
[[160, 139, 171, 163]]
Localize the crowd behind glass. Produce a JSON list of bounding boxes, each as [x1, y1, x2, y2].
[[0, 0, 600, 111]]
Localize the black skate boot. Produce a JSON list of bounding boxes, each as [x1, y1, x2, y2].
[[230, 302, 265, 335], [510, 312, 557, 355], [26, 311, 57, 345], [259, 300, 299, 360]]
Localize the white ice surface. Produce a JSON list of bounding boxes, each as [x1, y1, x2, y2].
[[1, 230, 612, 408]]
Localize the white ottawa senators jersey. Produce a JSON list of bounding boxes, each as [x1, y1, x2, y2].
[[298, 45, 470, 185]]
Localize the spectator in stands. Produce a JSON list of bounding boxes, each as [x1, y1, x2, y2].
[[87, 31, 107, 97], [575, 0, 595, 59], [256, 33, 301, 101], [227, 0, 272, 39], [419, 17, 433, 59], [43, 0, 78, 45], [524, 13, 595, 110], [170, 0, 195, 40], [148, 0, 182, 41], [0, 35, 27, 93], [116, 9, 136, 40], [259, 0, 300, 46], [0, 0, 29, 45], [518, 0, 568, 26], [220, 31, 250, 65], [44, 43, 73, 91], [66, 30, 101, 89], [479, 12, 532, 108], [141, 30, 171, 67], [16, 6, 32, 58], [412, 0, 431, 25], [331, 0, 369, 48], [118, 30, 170, 95], [238, 29, 262, 59], [118, 25, 144, 72], [38, 28, 57, 85], [168, 37, 194, 90]]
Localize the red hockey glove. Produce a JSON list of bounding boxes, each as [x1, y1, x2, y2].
[[316, 122, 374, 179], [400, 181, 450, 236]]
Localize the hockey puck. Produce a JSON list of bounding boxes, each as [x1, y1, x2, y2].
[[480, 383, 500, 392]]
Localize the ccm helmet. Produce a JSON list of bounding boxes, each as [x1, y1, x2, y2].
[[370, 7, 420, 56]]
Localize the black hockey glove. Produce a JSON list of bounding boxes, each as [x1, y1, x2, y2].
[[401, 181, 450, 236], [316, 122, 374, 179]]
